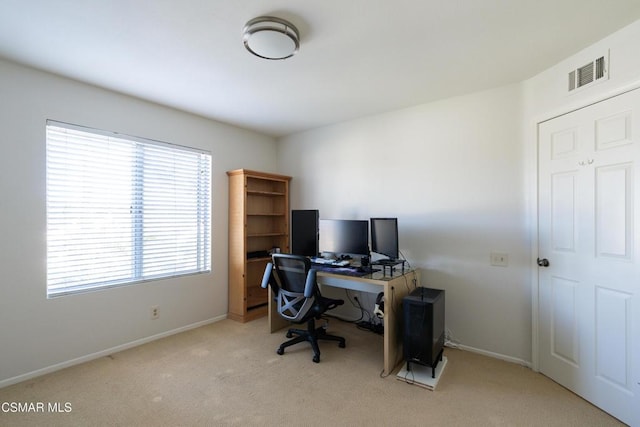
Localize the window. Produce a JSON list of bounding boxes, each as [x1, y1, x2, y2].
[[46, 121, 211, 297]]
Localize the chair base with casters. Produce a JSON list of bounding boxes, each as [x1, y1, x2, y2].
[[261, 253, 347, 363], [278, 315, 346, 363]]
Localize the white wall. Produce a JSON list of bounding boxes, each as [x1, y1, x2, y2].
[[0, 59, 277, 385], [277, 84, 532, 363]]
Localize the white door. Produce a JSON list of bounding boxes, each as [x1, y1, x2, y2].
[[538, 89, 640, 426]]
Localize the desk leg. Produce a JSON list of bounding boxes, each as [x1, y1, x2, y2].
[[382, 271, 418, 376]]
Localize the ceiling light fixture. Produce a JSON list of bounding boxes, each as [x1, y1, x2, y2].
[[243, 16, 300, 60]]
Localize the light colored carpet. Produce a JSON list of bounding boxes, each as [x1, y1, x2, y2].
[[0, 318, 625, 426]]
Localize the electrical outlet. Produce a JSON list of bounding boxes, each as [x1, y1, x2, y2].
[[490, 252, 509, 267], [150, 305, 159, 319]]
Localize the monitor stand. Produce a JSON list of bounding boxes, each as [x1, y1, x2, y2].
[[371, 259, 406, 275]]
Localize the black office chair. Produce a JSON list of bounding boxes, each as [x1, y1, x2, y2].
[[261, 253, 346, 363]]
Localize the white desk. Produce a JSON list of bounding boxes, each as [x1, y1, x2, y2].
[[269, 268, 419, 376]]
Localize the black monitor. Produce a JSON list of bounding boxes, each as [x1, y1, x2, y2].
[[319, 219, 369, 257], [370, 218, 399, 260], [291, 210, 319, 257]]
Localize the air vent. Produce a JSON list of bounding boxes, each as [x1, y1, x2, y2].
[[577, 61, 594, 87], [568, 53, 608, 92]]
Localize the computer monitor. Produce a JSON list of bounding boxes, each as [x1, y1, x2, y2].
[[319, 219, 369, 257], [370, 218, 399, 260], [291, 210, 319, 257]]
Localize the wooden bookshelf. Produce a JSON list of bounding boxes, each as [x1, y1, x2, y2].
[[227, 169, 291, 322]]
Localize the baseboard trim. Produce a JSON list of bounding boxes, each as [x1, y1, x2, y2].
[[447, 343, 532, 368], [0, 315, 227, 389]]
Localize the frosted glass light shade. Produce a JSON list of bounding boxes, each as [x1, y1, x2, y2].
[[243, 16, 299, 60]]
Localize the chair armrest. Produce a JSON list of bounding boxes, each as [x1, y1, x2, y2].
[[261, 262, 273, 289], [304, 268, 317, 298]]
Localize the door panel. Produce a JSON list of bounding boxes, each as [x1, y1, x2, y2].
[[538, 89, 640, 426], [551, 172, 577, 252], [595, 110, 632, 150], [595, 286, 631, 389], [596, 164, 633, 259], [550, 276, 579, 366]]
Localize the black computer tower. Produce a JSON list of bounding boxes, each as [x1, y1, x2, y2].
[[402, 287, 445, 377], [291, 210, 319, 257]]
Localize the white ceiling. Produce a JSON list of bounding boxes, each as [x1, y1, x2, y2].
[[1, 1, 640, 137]]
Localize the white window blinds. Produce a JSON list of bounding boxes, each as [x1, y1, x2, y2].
[[46, 121, 211, 297]]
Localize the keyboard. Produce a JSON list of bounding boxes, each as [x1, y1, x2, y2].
[[311, 257, 334, 264], [311, 258, 350, 267]]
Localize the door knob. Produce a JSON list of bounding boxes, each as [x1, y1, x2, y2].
[[537, 258, 550, 267]]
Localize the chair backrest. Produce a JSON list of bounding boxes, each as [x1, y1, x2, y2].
[[265, 254, 318, 322]]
